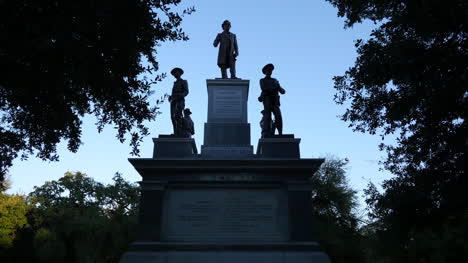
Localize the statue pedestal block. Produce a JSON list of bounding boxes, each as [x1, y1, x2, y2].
[[201, 79, 253, 158], [257, 135, 301, 159], [152, 136, 198, 158]]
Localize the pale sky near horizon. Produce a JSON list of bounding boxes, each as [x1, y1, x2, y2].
[[7, 0, 393, 209]]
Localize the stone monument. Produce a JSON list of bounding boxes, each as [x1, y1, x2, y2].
[[119, 81, 331, 262], [119, 22, 330, 262]]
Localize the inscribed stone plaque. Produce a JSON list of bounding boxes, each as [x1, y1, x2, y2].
[[161, 189, 289, 242], [212, 89, 242, 119]]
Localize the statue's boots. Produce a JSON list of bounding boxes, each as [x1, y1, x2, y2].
[[276, 120, 283, 135]]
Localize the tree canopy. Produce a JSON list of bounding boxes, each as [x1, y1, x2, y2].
[[0, 172, 140, 263], [310, 156, 363, 263], [0, 193, 29, 249], [0, 0, 194, 185], [326, 0, 467, 261]]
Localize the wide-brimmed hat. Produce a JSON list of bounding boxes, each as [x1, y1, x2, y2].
[[183, 108, 192, 115], [170, 67, 184, 76], [262, 63, 274, 74]]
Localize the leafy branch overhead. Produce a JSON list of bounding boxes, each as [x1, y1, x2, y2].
[[0, 0, 195, 184]]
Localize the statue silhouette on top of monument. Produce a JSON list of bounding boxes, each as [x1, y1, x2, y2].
[[259, 63, 285, 137], [168, 67, 189, 136], [213, 20, 239, 79]]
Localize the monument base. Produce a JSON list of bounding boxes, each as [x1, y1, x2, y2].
[[257, 135, 301, 158], [120, 243, 330, 263], [123, 158, 328, 263], [153, 136, 197, 158]]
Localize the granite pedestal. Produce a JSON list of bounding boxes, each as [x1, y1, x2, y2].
[[201, 79, 253, 158]]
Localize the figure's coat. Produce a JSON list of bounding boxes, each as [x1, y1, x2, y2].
[[213, 32, 238, 68]]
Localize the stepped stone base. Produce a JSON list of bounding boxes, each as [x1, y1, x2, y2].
[[120, 250, 330, 263]]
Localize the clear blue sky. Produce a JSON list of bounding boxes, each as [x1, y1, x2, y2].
[[8, 0, 393, 208]]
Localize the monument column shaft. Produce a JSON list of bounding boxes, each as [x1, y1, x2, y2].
[[202, 79, 253, 157]]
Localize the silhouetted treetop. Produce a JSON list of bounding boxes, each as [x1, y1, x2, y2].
[[327, 0, 467, 31], [0, 0, 195, 185], [326, 0, 467, 262]]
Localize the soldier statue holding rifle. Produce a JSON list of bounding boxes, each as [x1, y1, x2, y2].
[[168, 67, 189, 136], [258, 63, 285, 137]]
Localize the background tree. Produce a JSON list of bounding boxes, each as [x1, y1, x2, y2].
[[0, 172, 140, 263], [0, 0, 195, 186], [310, 156, 364, 263], [0, 193, 29, 249], [325, 0, 467, 262]]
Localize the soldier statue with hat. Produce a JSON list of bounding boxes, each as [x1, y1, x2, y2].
[[213, 20, 239, 79], [169, 67, 189, 136], [258, 63, 285, 136], [181, 108, 195, 138]]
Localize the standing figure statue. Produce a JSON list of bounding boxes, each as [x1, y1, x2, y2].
[[181, 108, 195, 138], [258, 64, 285, 136], [169, 67, 189, 136], [213, 20, 239, 79]]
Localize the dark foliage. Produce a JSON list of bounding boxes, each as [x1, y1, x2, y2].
[[0, 0, 194, 185], [0, 172, 140, 263], [311, 157, 364, 263], [326, 0, 467, 262]]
